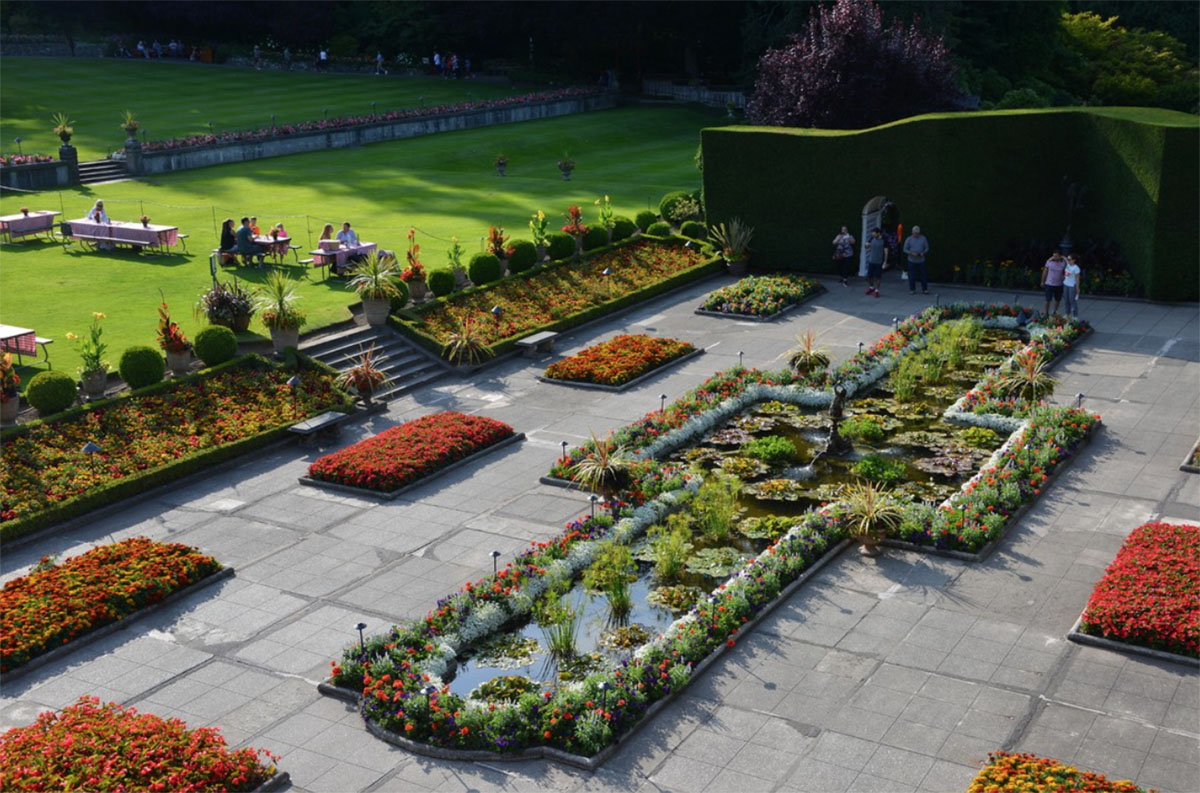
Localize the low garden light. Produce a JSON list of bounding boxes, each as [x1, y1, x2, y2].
[[857, 342, 864, 354], [14, 137, 21, 155], [935, 293, 941, 306], [207, 121, 214, 134], [598, 680, 610, 710], [323, 108, 328, 119], [286, 375, 301, 418], [560, 440, 569, 463], [490, 549, 501, 574], [270, 113, 276, 129], [738, 350, 744, 369], [81, 441, 101, 474], [1076, 392, 1085, 408], [892, 317, 899, 329], [589, 493, 599, 518], [490, 305, 503, 320], [659, 393, 668, 413], [355, 621, 367, 653]]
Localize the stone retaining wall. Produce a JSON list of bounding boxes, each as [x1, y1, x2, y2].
[[0, 160, 72, 190]]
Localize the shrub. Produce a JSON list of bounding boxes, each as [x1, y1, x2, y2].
[[507, 239, 538, 273], [582, 226, 609, 251], [646, 221, 672, 237], [852, 453, 906, 483], [119, 345, 166, 390], [468, 252, 503, 285], [25, 370, 76, 416], [680, 220, 706, 240], [611, 216, 637, 241], [388, 279, 410, 311], [428, 269, 456, 298], [741, 435, 796, 463], [545, 231, 575, 261], [658, 190, 692, 223], [193, 326, 238, 367], [840, 416, 884, 443], [635, 210, 658, 232]]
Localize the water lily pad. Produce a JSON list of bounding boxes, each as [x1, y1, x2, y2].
[[923, 385, 965, 402], [894, 480, 959, 503], [913, 452, 981, 476], [648, 585, 704, 613], [846, 412, 903, 431], [732, 414, 777, 433], [719, 456, 770, 480], [599, 623, 652, 650], [631, 538, 659, 564], [955, 426, 1002, 448], [470, 675, 540, 703], [890, 430, 952, 449], [471, 635, 541, 669], [756, 400, 800, 414], [778, 413, 832, 430], [684, 547, 752, 578], [738, 514, 797, 540], [746, 478, 809, 501], [679, 446, 724, 466], [556, 652, 608, 682], [706, 427, 755, 446], [946, 369, 984, 384], [965, 353, 1007, 369]]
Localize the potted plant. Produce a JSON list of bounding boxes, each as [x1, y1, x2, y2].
[[486, 225, 508, 274], [494, 154, 507, 176], [570, 431, 631, 517], [157, 297, 193, 376], [441, 311, 493, 366], [141, 215, 151, 228], [709, 218, 753, 276], [120, 110, 140, 142], [335, 345, 387, 405], [68, 312, 109, 398], [840, 480, 904, 557], [19, 206, 28, 217], [556, 155, 575, 181], [255, 271, 306, 353], [401, 228, 428, 301], [197, 278, 255, 332], [783, 330, 830, 376], [996, 350, 1057, 402], [51, 112, 74, 144], [446, 236, 469, 288], [529, 210, 549, 262], [348, 251, 404, 326], [0, 352, 20, 424], [561, 204, 588, 258], [594, 195, 616, 244]]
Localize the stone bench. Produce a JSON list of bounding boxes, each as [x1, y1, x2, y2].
[[515, 331, 558, 358], [288, 410, 352, 446]]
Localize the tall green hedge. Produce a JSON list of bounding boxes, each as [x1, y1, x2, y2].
[[701, 107, 1198, 301]]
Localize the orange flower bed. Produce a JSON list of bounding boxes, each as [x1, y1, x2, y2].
[[544, 334, 695, 386], [968, 752, 1151, 793]]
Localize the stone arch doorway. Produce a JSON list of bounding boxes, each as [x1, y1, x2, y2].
[[859, 196, 902, 276]]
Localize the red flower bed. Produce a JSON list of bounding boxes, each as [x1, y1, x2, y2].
[[1080, 521, 1199, 657], [0, 697, 278, 792], [0, 538, 221, 673], [544, 335, 695, 386], [308, 411, 515, 493], [969, 752, 1149, 792]]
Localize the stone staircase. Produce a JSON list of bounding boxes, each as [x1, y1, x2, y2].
[[78, 159, 132, 184], [301, 324, 447, 401]]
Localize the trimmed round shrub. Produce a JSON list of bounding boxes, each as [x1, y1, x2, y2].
[[507, 239, 537, 273], [583, 226, 609, 251], [193, 326, 238, 367], [635, 210, 658, 232], [119, 345, 166, 390], [646, 221, 672, 237], [546, 231, 575, 261], [25, 370, 77, 415], [428, 268, 456, 298], [612, 216, 636, 241], [388, 279, 410, 311], [658, 190, 691, 222], [468, 252, 503, 285], [680, 220, 707, 240]]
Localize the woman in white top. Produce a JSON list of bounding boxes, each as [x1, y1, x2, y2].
[[86, 200, 109, 223], [1063, 255, 1082, 318]]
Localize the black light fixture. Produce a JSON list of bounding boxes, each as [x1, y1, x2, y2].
[[13, 137, 21, 155], [372, 101, 378, 117], [355, 621, 367, 653], [935, 293, 941, 306], [659, 393, 668, 413], [598, 680, 610, 710], [323, 108, 328, 119], [857, 342, 864, 354], [737, 350, 744, 369], [490, 305, 503, 319], [589, 493, 599, 518], [270, 113, 276, 129], [1075, 392, 1085, 408], [892, 317, 899, 329], [81, 440, 101, 474], [286, 374, 301, 418], [560, 440, 569, 463], [207, 121, 214, 134], [601, 267, 612, 276], [490, 549, 501, 573]]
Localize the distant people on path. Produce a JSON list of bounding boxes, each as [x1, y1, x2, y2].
[[235, 217, 266, 265], [1063, 254, 1082, 317], [903, 225, 930, 295], [318, 49, 329, 71], [136, 40, 148, 59], [375, 51, 387, 75], [168, 39, 179, 58], [863, 227, 888, 298], [1041, 250, 1067, 316], [153, 40, 163, 58], [832, 225, 856, 287], [283, 47, 292, 69], [253, 45, 262, 70], [433, 51, 441, 76], [190, 45, 199, 61]]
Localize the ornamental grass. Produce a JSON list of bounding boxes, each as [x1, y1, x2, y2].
[[699, 273, 819, 316], [0, 538, 220, 673], [307, 411, 514, 493], [1080, 521, 1199, 657], [968, 751, 1150, 793], [0, 696, 278, 792], [544, 335, 694, 386]]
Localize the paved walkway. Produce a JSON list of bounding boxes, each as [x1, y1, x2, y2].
[[2, 276, 1197, 793]]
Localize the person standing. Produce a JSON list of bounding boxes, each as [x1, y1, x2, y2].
[[283, 47, 292, 70], [433, 51, 441, 76], [375, 51, 386, 75], [1062, 255, 1082, 317], [1041, 251, 1067, 316], [863, 227, 887, 298], [318, 48, 328, 71], [252, 44, 262, 70], [832, 226, 856, 287], [902, 225, 930, 295]]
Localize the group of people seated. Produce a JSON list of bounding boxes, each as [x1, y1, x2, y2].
[[319, 221, 367, 275], [218, 216, 287, 266]]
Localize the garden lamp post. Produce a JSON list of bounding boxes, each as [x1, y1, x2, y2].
[[589, 494, 599, 518], [1075, 392, 1085, 408], [490, 549, 501, 574], [490, 305, 502, 322], [659, 393, 668, 413], [372, 101, 377, 117], [208, 121, 214, 134], [598, 680, 610, 711], [287, 375, 301, 418], [858, 342, 864, 355], [560, 440, 569, 464], [14, 137, 21, 155], [141, 130, 147, 144], [935, 294, 941, 306], [602, 267, 613, 298], [892, 317, 899, 330], [738, 350, 744, 369], [270, 114, 276, 130], [81, 441, 101, 474], [323, 108, 328, 119], [355, 621, 367, 653]]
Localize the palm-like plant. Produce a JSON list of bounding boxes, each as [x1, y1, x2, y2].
[[840, 479, 904, 556], [571, 431, 631, 503], [708, 217, 754, 262], [335, 345, 387, 402], [996, 350, 1057, 402], [51, 112, 75, 144], [783, 330, 831, 375], [348, 251, 404, 300], [254, 271, 306, 330], [120, 110, 139, 136], [441, 312, 492, 366]]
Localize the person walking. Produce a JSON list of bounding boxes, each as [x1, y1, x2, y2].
[[863, 227, 887, 298], [375, 51, 387, 75], [1041, 251, 1067, 316], [283, 47, 292, 70], [832, 226, 856, 287], [252, 44, 262, 70], [902, 225, 930, 295], [1063, 254, 1082, 317]]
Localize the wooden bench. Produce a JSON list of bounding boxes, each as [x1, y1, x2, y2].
[[516, 331, 559, 358], [288, 410, 352, 446]]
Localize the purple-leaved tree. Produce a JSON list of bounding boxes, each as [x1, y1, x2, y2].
[[747, 0, 963, 129]]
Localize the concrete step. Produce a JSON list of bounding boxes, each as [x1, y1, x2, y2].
[[299, 323, 448, 402], [78, 160, 131, 185]]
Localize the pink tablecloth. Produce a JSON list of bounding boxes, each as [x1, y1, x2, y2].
[[0, 210, 59, 236], [68, 219, 179, 248], [0, 324, 36, 356], [312, 242, 377, 268], [254, 235, 291, 258]]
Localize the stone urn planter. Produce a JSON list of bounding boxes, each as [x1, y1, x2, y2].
[[407, 279, 428, 302], [231, 314, 252, 333], [496, 161, 507, 177], [1, 396, 19, 424], [80, 370, 108, 399], [726, 258, 748, 277], [270, 326, 300, 353], [453, 267, 471, 289], [361, 296, 391, 326], [166, 350, 192, 376], [559, 166, 573, 181]]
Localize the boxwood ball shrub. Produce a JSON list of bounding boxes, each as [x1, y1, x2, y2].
[[658, 190, 692, 223], [546, 231, 575, 261], [646, 221, 672, 237], [428, 268, 456, 298], [24, 370, 77, 415], [193, 326, 238, 367], [635, 210, 658, 232], [388, 279, 410, 311], [468, 252, 503, 285], [507, 239, 537, 273], [119, 345, 166, 389], [680, 220, 706, 240], [583, 226, 609, 251], [612, 216, 637, 241]]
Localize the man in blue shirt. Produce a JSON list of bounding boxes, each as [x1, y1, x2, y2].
[[903, 226, 930, 295], [234, 217, 266, 266]]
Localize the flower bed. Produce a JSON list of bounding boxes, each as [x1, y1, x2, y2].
[[0, 154, 54, 167], [0, 696, 279, 792], [0, 538, 221, 673], [307, 411, 515, 493], [397, 239, 719, 360], [0, 355, 349, 540], [543, 335, 696, 387], [1078, 521, 1198, 657], [696, 273, 821, 318], [968, 752, 1148, 793]]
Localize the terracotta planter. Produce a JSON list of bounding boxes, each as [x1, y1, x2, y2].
[[231, 314, 252, 333], [166, 350, 192, 376], [80, 369, 108, 399], [726, 258, 748, 276], [1, 396, 19, 424], [408, 279, 428, 302], [270, 326, 300, 353], [361, 296, 391, 326]]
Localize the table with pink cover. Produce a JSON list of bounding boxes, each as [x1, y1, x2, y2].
[[311, 240, 377, 270], [0, 323, 51, 367], [0, 210, 60, 242], [254, 235, 293, 262], [67, 219, 180, 253]]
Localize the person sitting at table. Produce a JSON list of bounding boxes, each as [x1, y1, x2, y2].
[[250, 216, 261, 235], [218, 217, 237, 264], [234, 216, 266, 266], [319, 223, 334, 241], [87, 200, 109, 223], [271, 222, 288, 238], [336, 221, 359, 247]]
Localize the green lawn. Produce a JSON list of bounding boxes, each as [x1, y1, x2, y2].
[[0, 57, 526, 161], [0, 104, 716, 381]]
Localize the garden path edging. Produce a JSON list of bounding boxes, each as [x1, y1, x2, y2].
[[536, 348, 705, 392], [0, 566, 235, 685], [298, 433, 526, 500], [1066, 613, 1199, 668], [693, 283, 826, 322], [1180, 438, 1200, 474], [253, 771, 291, 792]]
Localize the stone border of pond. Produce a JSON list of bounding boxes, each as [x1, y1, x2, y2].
[[537, 348, 705, 392]]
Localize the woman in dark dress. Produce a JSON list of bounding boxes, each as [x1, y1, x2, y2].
[[218, 218, 237, 264]]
